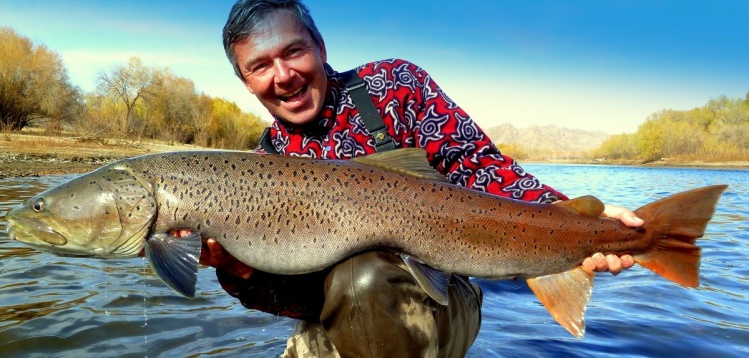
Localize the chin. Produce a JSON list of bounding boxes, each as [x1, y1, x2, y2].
[[280, 106, 321, 126]]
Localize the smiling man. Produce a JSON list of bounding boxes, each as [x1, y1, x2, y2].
[[231, 9, 328, 126], [199, 1, 642, 356]]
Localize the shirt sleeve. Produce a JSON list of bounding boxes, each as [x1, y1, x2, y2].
[[394, 60, 568, 203]]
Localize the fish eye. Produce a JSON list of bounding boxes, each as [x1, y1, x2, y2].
[[32, 199, 46, 212]]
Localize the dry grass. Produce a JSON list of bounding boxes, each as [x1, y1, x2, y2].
[[0, 130, 201, 178]]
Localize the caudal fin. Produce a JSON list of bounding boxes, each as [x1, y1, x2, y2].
[[633, 184, 727, 287]]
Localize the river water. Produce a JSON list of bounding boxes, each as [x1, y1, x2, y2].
[[0, 164, 747, 357]]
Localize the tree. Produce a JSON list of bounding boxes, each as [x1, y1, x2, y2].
[[203, 97, 266, 149], [95, 57, 160, 134], [141, 70, 204, 142], [0, 27, 81, 130]]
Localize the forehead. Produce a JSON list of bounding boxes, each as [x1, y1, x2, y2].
[[241, 10, 311, 52]]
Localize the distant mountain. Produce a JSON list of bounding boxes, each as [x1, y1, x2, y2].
[[482, 123, 610, 153]]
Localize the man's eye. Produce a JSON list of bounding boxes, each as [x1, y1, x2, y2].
[[250, 63, 267, 73]]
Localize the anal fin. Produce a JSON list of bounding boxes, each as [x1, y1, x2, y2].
[[145, 231, 201, 298], [526, 267, 594, 338], [401, 253, 450, 306]]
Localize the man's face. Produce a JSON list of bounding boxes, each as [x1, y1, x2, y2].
[[233, 10, 328, 126]]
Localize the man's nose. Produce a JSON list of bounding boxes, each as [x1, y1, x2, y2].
[[273, 59, 295, 84]]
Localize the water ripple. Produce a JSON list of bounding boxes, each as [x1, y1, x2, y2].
[[1, 168, 748, 356]]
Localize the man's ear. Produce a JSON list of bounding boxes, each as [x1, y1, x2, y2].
[[319, 38, 327, 63]]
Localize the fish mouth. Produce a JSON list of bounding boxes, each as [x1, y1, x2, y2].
[[7, 218, 68, 246], [7, 224, 95, 258]]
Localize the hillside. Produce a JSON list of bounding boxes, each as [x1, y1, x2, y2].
[[483, 123, 610, 154]]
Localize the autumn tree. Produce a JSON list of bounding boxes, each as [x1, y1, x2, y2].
[[95, 56, 161, 135], [0, 27, 81, 131], [140, 70, 208, 143], [203, 98, 266, 149], [595, 94, 749, 162]]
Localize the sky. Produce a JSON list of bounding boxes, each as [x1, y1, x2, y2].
[[1, 0, 747, 134]]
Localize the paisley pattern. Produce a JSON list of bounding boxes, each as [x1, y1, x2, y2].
[[261, 59, 566, 203]]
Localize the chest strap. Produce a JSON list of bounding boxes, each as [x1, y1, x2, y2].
[[259, 127, 278, 154], [259, 69, 396, 154], [341, 69, 396, 152]]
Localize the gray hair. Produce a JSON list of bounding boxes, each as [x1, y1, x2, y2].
[[223, 0, 323, 81]]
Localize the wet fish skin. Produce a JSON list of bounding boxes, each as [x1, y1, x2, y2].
[[5, 149, 727, 337]]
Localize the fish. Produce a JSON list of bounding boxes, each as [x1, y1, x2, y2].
[[5, 148, 727, 337]]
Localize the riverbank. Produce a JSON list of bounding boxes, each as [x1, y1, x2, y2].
[[0, 133, 198, 178], [523, 157, 749, 170], [2, 132, 748, 179]]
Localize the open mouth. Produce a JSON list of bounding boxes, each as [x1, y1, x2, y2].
[[278, 84, 307, 102]]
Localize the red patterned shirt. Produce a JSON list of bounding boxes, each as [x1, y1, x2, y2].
[[260, 58, 566, 203]]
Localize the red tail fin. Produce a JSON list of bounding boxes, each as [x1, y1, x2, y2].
[[633, 185, 727, 287]]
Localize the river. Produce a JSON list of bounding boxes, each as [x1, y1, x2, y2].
[[1, 164, 747, 357]]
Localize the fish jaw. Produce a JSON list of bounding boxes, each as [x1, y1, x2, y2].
[[7, 209, 67, 246]]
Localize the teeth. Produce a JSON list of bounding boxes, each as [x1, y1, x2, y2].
[[281, 87, 303, 100]]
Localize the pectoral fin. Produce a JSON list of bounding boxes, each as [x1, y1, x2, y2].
[[526, 267, 594, 338], [401, 253, 451, 305], [145, 231, 201, 298]]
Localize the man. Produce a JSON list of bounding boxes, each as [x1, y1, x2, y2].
[[201, 1, 642, 356]]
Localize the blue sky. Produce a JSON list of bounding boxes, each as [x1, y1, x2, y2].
[[2, 0, 747, 134]]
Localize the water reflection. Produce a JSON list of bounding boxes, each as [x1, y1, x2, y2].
[[1, 167, 748, 357]]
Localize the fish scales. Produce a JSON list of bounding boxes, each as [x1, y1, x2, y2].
[[105, 151, 642, 278]]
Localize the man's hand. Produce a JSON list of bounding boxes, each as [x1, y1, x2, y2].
[[581, 204, 643, 275], [201, 237, 254, 279]]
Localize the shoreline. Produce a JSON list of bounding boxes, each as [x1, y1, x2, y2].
[[2, 133, 748, 179], [0, 133, 199, 179], [521, 158, 749, 170]]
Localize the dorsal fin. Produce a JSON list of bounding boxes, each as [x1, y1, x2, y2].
[[351, 148, 449, 183], [555, 195, 605, 218]]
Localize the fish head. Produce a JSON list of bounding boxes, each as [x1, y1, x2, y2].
[[6, 166, 157, 258]]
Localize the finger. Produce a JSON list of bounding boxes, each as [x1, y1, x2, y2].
[[207, 238, 225, 264], [202, 238, 254, 279], [231, 260, 254, 279], [606, 254, 623, 275], [620, 211, 644, 227], [620, 254, 635, 269], [582, 252, 608, 272], [592, 252, 608, 271], [603, 205, 644, 227], [198, 240, 212, 265], [581, 257, 596, 274]]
